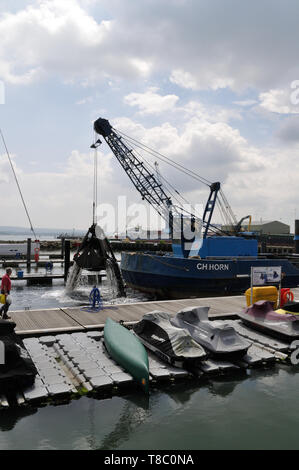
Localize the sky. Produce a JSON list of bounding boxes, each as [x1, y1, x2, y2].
[[0, 0, 299, 233]]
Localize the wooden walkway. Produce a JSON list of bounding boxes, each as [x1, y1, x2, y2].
[[11, 295, 245, 336], [9, 287, 299, 336], [10, 274, 65, 285]]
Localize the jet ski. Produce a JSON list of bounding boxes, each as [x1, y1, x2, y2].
[[170, 306, 250, 358], [238, 300, 299, 341], [276, 301, 299, 315], [133, 311, 207, 369], [0, 320, 37, 392]]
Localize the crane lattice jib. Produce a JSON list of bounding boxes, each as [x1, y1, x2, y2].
[[94, 118, 173, 219]]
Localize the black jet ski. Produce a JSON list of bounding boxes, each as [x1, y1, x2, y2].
[[238, 300, 299, 341], [0, 320, 37, 392], [133, 311, 207, 368], [170, 306, 250, 359]]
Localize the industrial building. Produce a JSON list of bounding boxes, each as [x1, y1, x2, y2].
[[222, 220, 290, 235]]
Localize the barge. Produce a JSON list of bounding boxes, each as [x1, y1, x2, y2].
[[121, 238, 299, 299]]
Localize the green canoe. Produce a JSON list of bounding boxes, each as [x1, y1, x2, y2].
[[104, 318, 150, 394]]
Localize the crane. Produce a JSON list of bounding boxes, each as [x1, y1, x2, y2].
[[92, 118, 252, 258], [92, 118, 226, 257]]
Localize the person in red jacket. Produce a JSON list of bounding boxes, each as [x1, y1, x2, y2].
[[0, 268, 12, 320]]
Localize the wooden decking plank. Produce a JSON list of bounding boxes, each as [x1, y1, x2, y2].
[[7, 295, 263, 335], [11, 308, 82, 334]]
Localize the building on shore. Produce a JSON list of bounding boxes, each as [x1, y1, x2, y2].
[[222, 220, 290, 236]]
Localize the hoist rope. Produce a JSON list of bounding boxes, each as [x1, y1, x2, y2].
[[92, 131, 98, 225], [113, 126, 240, 235], [117, 129, 238, 226], [115, 129, 212, 186]]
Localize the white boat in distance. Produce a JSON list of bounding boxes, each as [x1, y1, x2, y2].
[[0, 241, 40, 257]]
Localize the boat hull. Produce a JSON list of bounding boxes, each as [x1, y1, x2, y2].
[[0, 242, 40, 258], [121, 253, 299, 299], [104, 318, 149, 393]]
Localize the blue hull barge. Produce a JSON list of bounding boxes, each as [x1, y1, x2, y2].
[[91, 118, 299, 300], [121, 237, 299, 299]]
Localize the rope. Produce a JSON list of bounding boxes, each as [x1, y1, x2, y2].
[[116, 128, 241, 232], [0, 128, 38, 239], [89, 286, 102, 307], [92, 131, 98, 225], [132, 145, 195, 214], [116, 129, 212, 186]]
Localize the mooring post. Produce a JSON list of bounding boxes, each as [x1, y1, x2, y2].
[[294, 220, 299, 254], [61, 237, 65, 260], [64, 240, 71, 282], [26, 238, 31, 271]]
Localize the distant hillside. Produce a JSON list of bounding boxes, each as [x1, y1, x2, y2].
[[0, 226, 86, 236]]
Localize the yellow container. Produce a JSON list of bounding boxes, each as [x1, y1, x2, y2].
[[245, 286, 278, 308], [0, 294, 5, 304]]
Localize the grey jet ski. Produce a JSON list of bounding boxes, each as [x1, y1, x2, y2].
[[170, 306, 250, 358], [238, 300, 299, 341], [133, 310, 207, 369]]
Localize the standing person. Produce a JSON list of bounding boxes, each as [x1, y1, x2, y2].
[[0, 268, 12, 320]]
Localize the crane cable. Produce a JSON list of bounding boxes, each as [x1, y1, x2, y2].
[[115, 129, 212, 186], [119, 137, 226, 235], [0, 128, 38, 240], [92, 130, 98, 225], [114, 127, 239, 235], [117, 129, 238, 225]]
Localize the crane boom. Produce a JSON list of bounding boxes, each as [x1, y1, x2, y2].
[[93, 118, 173, 220], [92, 117, 224, 257]]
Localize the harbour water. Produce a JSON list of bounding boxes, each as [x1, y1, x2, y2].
[[1, 239, 299, 450], [0, 251, 148, 311], [1, 367, 299, 450]]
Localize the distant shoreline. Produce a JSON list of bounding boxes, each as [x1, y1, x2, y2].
[[0, 239, 81, 251]]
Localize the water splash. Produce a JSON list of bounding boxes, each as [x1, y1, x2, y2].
[[106, 259, 120, 299], [65, 263, 82, 293]]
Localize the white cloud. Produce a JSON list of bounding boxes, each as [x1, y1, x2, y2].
[[1, 0, 299, 92], [1, 105, 296, 230], [124, 87, 179, 114], [233, 100, 258, 107], [98, 0, 299, 92], [106, 109, 297, 226], [170, 70, 201, 90], [1, 0, 299, 231], [0, 149, 117, 229], [170, 69, 233, 91], [0, 0, 147, 85], [111, 112, 265, 196], [181, 100, 243, 123], [259, 88, 299, 114], [76, 96, 93, 105]]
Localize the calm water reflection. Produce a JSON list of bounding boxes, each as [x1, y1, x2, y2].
[[1, 366, 299, 450]]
